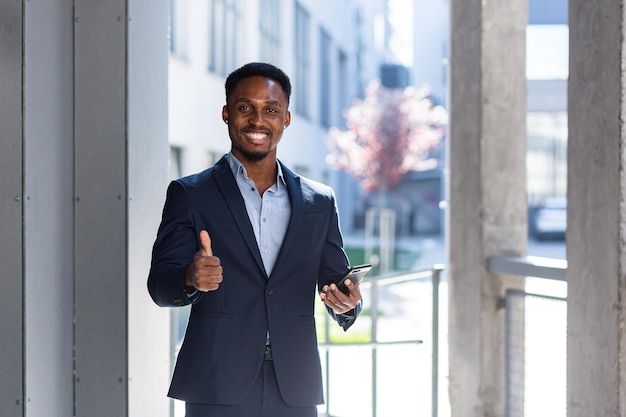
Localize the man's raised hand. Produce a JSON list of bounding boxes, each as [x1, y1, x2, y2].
[[184, 230, 223, 292]]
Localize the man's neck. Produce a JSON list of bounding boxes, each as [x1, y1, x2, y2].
[[235, 153, 278, 196]]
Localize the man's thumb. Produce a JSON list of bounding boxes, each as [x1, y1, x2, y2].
[[199, 230, 213, 256]]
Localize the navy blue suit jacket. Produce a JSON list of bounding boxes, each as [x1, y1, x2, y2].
[[148, 156, 360, 407]]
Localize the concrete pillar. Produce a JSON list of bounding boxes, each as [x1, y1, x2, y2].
[[448, 0, 527, 416], [0, 1, 25, 416], [567, 0, 626, 415]]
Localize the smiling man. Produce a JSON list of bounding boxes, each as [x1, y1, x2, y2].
[[148, 62, 363, 417]]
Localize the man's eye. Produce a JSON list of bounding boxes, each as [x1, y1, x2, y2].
[[267, 108, 277, 113], [239, 106, 250, 111]]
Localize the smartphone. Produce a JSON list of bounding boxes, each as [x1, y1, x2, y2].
[[336, 264, 372, 294]]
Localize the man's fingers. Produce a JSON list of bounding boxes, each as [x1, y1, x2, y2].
[[320, 282, 361, 315], [199, 230, 213, 256]]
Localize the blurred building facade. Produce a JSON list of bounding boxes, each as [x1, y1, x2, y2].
[[402, 0, 569, 234], [167, 0, 390, 235], [526, 0, 568, 205]]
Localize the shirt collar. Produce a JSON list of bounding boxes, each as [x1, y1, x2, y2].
[[227, 152, 286, 187]]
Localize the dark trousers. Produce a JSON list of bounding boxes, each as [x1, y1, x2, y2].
[[185, 358, 318, 417]]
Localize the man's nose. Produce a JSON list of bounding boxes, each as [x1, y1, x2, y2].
[[249, 110, 264, 125]]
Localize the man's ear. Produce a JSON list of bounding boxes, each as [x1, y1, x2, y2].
[[222, 105, 229, 124], [284, 110, 291, 128]]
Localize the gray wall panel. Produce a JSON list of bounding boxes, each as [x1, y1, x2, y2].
[[3, 1, 172, 415], [127, 0, 171, 415], [23, 1, 75, 416], [0, 2, 24, 417], [73, 1, 128, 415]]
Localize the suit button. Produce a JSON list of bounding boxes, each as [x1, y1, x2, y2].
[[266, 288, 273, 296], [174, 298, 184, 306]]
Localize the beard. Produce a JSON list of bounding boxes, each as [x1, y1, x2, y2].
[[236, 146, 271, 162], [229, 124, 280, 163]]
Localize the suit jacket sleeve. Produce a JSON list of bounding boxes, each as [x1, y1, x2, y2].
[[147, 180, 204, 307], [317, 188, 362, 331]]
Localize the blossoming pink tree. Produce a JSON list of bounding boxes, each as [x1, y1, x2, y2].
[[326, 80, 448, 196], [326, 80, 447, 271]]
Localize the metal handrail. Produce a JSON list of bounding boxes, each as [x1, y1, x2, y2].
[[318, 340, 423, 348], [487, 255, 567, 280], [488, 255, 568, 417], [319, 264, 444, 417]]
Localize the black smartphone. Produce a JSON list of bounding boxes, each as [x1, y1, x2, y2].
[[336, 264, 372, 294]]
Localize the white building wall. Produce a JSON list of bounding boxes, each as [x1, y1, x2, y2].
[[169, 0, 387, 179], [412, 0, 449, 104], [168, 0, 389, 234]]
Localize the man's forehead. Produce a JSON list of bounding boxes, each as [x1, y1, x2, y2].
[[229, 77, 287, 103]]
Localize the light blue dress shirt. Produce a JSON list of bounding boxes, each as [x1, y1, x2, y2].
[[228, 153, 291, 345], [227, 153, 291, 276]]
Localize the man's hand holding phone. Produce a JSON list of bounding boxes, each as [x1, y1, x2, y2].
[[320, 264, 371, 314]]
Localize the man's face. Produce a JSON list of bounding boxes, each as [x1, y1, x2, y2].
[[223, 76, 291, 163]]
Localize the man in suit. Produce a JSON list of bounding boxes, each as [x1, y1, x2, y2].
[[148, 62, 362, 417]]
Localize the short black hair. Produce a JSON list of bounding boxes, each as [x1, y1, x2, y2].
[[225, 62, 292, 104]]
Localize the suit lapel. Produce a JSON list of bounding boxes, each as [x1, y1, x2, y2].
[[272, 162, 304, 276], [213, 157, 267, 277]]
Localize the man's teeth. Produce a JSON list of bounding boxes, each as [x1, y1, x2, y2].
[[248, 132, 267, 140]]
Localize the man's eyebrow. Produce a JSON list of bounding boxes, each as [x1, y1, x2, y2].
[[236, 97, 283, 108]]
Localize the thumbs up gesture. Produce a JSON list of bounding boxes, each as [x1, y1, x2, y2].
[[184, 230, 223, 292], [198, 229, 213, 256]]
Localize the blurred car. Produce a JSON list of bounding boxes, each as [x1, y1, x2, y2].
[[531, 197, 566, 240]]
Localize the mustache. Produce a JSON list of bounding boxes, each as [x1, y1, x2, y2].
[[242, 126, 272, 134]]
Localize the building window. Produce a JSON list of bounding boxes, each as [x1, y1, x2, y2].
[[294, 2, 310, 117], [338, 50, 348, 120], [208, 0, 239, 76], [170, 0, 189, 58], [527, 111, 568, 204], [294, 164, 310, 178], [169, 146, 183, 180], [208, 151, 223, 167], [319, 28, 331, 127], [259, 0, 280, 64]]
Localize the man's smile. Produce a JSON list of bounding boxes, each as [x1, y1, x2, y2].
[[243, 130, 270, 143]]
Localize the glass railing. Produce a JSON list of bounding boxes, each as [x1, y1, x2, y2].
[[316, 265, 446, 417]]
